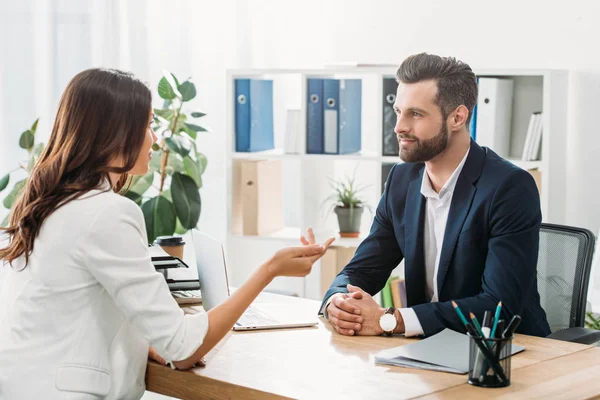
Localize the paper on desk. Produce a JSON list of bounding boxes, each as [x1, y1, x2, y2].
[[373, 328, 524, 375]]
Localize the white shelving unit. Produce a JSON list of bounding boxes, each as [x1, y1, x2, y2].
[[224, 67, 568, 300]]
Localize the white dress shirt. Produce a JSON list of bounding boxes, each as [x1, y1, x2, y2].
[[0, 182, 208, 399], [399, 148, 470, 336]]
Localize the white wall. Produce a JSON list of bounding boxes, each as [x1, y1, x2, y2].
[[2, 0, 600, 244]]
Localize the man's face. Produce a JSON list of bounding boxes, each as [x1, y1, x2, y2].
[[393, 80, 449, 163]]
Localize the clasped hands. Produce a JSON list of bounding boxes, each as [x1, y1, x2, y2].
[[326, 284, 405, 336]]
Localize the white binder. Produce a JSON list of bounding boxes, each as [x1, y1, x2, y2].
[[475, 78, 514, 157]]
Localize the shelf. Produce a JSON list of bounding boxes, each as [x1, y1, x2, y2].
[[230, 227, 304, 242], [507, 158, 543, 170], [229, 227, 367, 248], [232, 149, 301, 160], [232, 149, 398, 163], [303, 150, 381, 161]]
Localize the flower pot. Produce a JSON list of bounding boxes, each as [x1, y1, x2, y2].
[[334, 206, 363, 238]]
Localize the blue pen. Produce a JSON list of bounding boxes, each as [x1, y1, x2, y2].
[[490, 301, 503, 339]]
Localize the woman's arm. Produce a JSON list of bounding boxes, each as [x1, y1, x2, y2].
[[173, 241, 333, 369]]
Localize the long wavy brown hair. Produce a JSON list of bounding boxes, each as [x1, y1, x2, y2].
[[0, 68, 152, 267]]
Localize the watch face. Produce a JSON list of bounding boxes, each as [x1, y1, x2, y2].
[[380, 313, 396, 332]]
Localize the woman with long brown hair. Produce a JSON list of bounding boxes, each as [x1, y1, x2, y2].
[[0, 68, 333, 399]]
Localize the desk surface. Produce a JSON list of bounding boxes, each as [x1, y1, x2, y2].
[[146, 293, 600, 400]]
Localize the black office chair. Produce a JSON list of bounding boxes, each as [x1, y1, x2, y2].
[[536, 223, 600, 345]]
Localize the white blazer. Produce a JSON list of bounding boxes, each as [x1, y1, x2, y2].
[[0, 183, 208, 399]]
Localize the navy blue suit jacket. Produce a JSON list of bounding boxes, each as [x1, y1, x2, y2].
[[321, 141, 551, 337]]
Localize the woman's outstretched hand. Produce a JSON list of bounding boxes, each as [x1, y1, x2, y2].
[[267, 228, 334, 278]]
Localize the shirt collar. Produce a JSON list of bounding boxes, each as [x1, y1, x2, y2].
[[421, 147, 470, 200]]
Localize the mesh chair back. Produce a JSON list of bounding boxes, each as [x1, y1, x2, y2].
[[536, 223, 595, 332]]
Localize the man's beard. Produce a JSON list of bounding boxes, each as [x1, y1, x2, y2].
[[398, 122, 448, 163]]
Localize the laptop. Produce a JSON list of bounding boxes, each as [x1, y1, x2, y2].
[[191, 230, 318, 331]]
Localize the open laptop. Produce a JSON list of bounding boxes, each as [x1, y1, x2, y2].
[[191, 230, 318, 331]]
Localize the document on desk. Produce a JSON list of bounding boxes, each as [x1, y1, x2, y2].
[[374, 328, 525, 374]]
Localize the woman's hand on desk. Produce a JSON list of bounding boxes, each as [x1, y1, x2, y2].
[[149, 346, 206, 370], [148, 346, 166, 365]]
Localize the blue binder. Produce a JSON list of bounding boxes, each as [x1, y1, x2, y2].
[[338, 79, 362, 154], [323, 79, 340, 154], [235, 79, 274, 152], [307, 79, 324, 154]]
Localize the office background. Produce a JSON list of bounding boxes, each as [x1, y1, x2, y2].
[[1, 0, 600, 303]]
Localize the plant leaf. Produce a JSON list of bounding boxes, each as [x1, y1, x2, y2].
[[0, 174, 9, 192], [175, 217, 187, 234], [3, 179, 26, 209], [171, 114, 188, 134], [168, 154, 185, 174], [191, 111, 206, 118], [28, 143, 45, 171], [124, 191, 142, 205], [184, 123, 208, 133], [129, 172, 154, 195], [171, 172, 201, 229], [158, 76, 177, 100], [196, 152, 208, 175], [153, 108, 174, 121], [165, 136, 192, 158], [181, 124, 197, 139], [178, 81, 197, 102], [19, 130, 34, 150], [183, 156, 202, 188], [163, 99, 172, 109], [31, 118, 40, 134], [141, 195, 176, 244], [149, 151, 162, 172]]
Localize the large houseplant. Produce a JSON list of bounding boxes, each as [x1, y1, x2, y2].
[[127, 71, 209, 243], [323, 170, 372, 238], [0, 118, 44, 227]]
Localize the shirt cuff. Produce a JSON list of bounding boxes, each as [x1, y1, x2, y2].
[[320, 296, 336, 320], [399, 308, 424, 337]]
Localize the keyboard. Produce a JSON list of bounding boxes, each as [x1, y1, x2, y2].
[[236, 306, 280, 327]]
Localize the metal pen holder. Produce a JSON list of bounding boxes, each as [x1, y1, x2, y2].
[[467, 333, 513, 388]]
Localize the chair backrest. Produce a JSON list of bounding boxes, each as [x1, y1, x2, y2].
[[536, 223, 595, 333]]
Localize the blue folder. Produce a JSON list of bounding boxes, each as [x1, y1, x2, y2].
[[307, 79, 324, 154], [235, 79, 274, 152], [306, 78, 362, 154], [339, 79, 362, 154]]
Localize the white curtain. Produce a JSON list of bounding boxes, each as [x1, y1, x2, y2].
[[0, 0, 250, 242]]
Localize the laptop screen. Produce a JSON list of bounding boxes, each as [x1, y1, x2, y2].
[[191, 230, 231, 310]]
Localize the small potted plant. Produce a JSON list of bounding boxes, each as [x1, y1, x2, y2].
[[323, 172, 372, 238]]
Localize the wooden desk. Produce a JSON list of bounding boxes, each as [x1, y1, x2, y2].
[[146, 293, 600, 399]]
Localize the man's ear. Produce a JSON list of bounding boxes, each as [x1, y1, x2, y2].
[[449, 105, 469, 131]]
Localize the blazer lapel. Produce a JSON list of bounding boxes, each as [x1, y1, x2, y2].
[[436, 141, 486, 296], [404, 168, 427, 306]]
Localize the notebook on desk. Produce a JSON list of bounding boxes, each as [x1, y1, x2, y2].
[[374, 328, 525, 374]]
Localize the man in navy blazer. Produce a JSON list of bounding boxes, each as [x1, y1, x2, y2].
[[320, 53, 550, 338]]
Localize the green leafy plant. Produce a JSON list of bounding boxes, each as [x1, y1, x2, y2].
[[322, 169, 372, 216], [586, 311, 600, 330], [0, 118, 44, 227], [125, 71, 208, 243]]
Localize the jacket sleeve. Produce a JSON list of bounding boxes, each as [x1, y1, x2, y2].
[[411, 168, 542, 337], [81, 197, 208, 362], [319, 165, 404, 313]]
